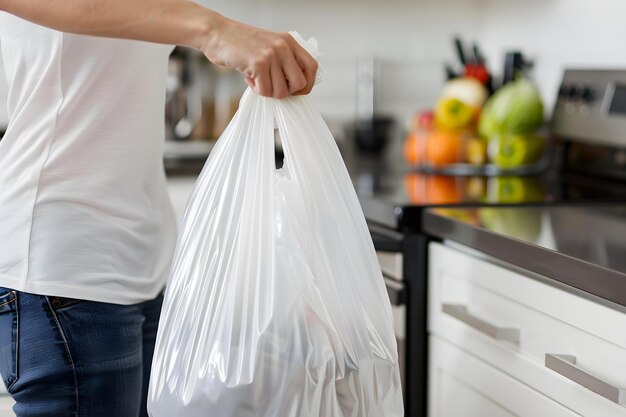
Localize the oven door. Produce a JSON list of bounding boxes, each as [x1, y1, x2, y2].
[[384, 275, 406, 391], [370, 223, 407, 392]]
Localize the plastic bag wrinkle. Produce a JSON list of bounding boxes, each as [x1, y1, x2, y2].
[[148, 35, 403, 417]]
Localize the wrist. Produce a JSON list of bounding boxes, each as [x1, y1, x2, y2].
[[193, 9, 227, 55]]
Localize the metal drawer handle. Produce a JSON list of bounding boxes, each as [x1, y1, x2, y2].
[[441, 303, 520, 343], [545, 354, 626, 405]]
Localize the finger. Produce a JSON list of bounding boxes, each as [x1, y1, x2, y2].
[[252, 66, 272, 97], [280, 53, 307, 95], [291, 49, 318, 96], [270, 58, 289, 99], [245, 75, 255, 89]]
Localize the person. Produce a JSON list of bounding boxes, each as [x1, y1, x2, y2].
[[0, 1, 318, 416]]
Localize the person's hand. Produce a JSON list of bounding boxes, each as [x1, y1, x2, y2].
[[201, 16, 318, 99]]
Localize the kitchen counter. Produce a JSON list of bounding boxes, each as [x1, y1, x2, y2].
[[423, 204, 626, 308], [343, 138, 564, 231], [340, 137, 626, 232]]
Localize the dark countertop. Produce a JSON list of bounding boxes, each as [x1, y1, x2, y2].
[[344, 140, 626, 309], [423, 204, 626, 308], [344, 137, 567, 232]]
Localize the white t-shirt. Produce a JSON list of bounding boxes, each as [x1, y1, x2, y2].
[[0, 14, 178, 304]]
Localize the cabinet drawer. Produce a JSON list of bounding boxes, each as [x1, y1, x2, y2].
[[377, 251, 403, 281], [428, 242, 626, 415], [429, 336, 581, 417]]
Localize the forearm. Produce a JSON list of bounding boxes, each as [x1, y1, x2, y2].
[[0, 0, 319, 97], [0, 0, 222, 50]]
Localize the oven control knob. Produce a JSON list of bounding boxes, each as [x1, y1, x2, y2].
[[570, 86, 584, 100], [559, 85, 580, 100], [581, 86, 595, 103]]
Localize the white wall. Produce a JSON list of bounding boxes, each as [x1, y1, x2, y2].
[[477, 0, 626, 112], [197, 0, 484, 123], [1, 0, 484, 127], [1, 0, 626, 128], [191, 0, 626, 120]]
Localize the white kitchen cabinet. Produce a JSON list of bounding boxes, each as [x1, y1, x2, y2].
[[428, 242, 626, 417], [166, 176, 198, 222], [0, 395, 15, 417], [376, 251, 403, 281], [429, 336, 581, 417]]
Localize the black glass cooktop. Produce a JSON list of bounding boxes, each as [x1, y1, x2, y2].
[[343, 141, 626, 231], [423, 204, 626, 307]]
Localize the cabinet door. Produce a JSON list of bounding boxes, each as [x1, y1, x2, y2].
[[428, 242, 626, 416], [429, 336, 581, 417], [435, 371, 517, 417], [0, 395, 15, 417]]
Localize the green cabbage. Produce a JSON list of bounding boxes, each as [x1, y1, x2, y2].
[[478, 79, 544, 138]]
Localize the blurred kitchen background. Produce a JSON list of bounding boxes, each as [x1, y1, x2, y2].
[[1, 0, 626, 130]]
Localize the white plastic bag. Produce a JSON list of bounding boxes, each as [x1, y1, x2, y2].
[[148, 33, 403, 417]]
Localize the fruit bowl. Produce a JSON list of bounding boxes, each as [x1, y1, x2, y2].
[[403, 127, 550, 176], [407, 76, 548, 176]]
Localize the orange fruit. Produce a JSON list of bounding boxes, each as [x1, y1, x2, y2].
[[425, 175, 463, 204], [403, 174, 463, 204], [403, 131, 428, 165], [403, 173, 427, 204], [425, 129, 463, 167]]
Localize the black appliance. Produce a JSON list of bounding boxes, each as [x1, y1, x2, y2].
[[355, 69, 626, 417]]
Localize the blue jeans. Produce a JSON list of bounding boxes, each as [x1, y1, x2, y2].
[[0, 287, 163, 417]]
